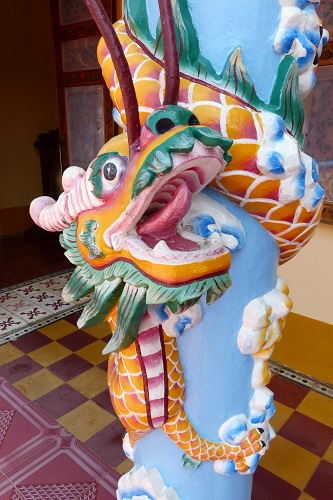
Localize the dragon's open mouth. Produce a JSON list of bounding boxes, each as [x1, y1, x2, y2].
[[118, 150, 244, 265]]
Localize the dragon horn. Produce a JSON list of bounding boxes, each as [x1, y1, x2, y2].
[[158, 0, 180, 105], [83, 0, 140, 158]]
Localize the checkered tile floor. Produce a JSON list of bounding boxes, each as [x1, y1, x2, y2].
[[0, 313, 332, 499]]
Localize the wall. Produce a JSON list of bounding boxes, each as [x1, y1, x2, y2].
[[279, 222, 333, 325], [0, 0, 58, 235]]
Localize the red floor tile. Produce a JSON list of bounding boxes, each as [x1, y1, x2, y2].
[[57, 330, 96, 351], [48, 353, 94, 381], [12, 330, 52, 353], [252, 466, 300, 500], [305, 460, 333, 500], [279, 411, 333, 456], [33, 384, 88, 419], [0, 355, 43, 383], [64, 312, 82, 325], [268, 375, 309, 408]]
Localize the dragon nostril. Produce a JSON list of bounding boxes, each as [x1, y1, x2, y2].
[[188, 114, 200, 126]]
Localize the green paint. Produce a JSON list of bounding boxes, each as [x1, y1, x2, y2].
[[78, 220, 105, 260], [133, 107, 232, 198], [60, 223, 232, 349], [89, 152, 119, 199], [125, 1, 304, 141]]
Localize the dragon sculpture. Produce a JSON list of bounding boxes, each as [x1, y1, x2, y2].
[[30, 0, 325, 490]]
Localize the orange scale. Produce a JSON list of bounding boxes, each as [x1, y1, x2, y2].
[[101, 58, 116, 88], [178, 79, 191, 103], [114, 85, 125, 112], [224, 95, 248, 107], [269, 201, 300, 223], [190, 103, 222, 131], [125, 43, 143, 55], [97, 40, 109, 63], [278, 242, 298, 252], [276, 225, 313, 242], [217, 173, 256, 198], [135, 59, 163, 81], [191, 83, 222, 104], [135, 80, 162, 108], [242, 200, 278, 218], [294, 225, 317, 243], [261, 220, 291, 235], [138, 110, 152, 124], [296, 206, 319, 224], [248, 179, 281, 201], [226, 107, 258, 140], [226, 143, 260, 173]]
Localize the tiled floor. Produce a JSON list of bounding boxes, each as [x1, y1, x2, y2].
[[0, 315, 332, 499]]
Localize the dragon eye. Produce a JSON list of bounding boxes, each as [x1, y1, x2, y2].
[[188, 114, 200, 126], [155, 117, 176, 135], [103, 162, 117, 181]]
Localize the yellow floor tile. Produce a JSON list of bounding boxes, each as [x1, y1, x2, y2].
[[297, 391, 333, 427], [13, 368, 63, 400], [38, 320, 78, 340], [82, 322, 111, 339], [68, 366, 108, 399], [57, 400, 116, 442], [0, 343, 23, 366], [323, 440, 333, 465], [76, 340, 107, 365], [28, 343, 72, 367], [259, 435, 320, 490], [270, 401, 294, 433], [115, 458, 134, 475], [272, 312, 333, 385], [298, 493, 316, 500]]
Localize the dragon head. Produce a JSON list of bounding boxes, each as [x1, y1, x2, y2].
[[30, 104, 247, 351]]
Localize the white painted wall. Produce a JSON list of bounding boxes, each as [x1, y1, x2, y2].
[[279, 223, 333, 325]]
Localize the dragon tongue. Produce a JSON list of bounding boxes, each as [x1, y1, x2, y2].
[[137, 183, 192, 240]]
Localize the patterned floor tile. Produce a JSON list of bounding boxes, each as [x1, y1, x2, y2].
[[57, 329, 96, 351], [259, 435, 321, 490], [33, 384, 88, 419], [304, 460, 333, 500], [92, 389, 116, 415], [0, 344, 23, 367], [67, 366, 108, 399], [13, 368, 63, 401], [57, 400, 116, 442], [297, 390, 333, 427], [12, 330, 52, 354], [39, 319, 79, 340], [270, 400, 294, 433], [252, 466, 300, 500], [323, 439, 333, 464], [0, 272, 88, 344], [279, 411, 333, 456], [27, 342, 72, 367], [84, 420, 126, 468], [76, 340, 108, 365], [0, 355, 43, 384], [268, 375, 310, 408], [48, 353, 94, 382]]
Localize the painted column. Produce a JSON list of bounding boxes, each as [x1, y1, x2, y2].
[[30, 0, 328, 498]]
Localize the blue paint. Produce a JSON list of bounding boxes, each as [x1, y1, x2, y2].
[[134, 189, 280, 499], [312, 184, 325, 208], [272, 116, 286, 141], [145, 0, 282, 104], [312, 159, 319, 182], [268, 152, 285, 175], [192, 214, 219, 238], [250, 410, 266, 425], [175, 317, 192, 335], [221, 224, 245, 253]]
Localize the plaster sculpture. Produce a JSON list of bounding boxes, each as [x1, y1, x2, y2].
[[30, 0, 326, 498]]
